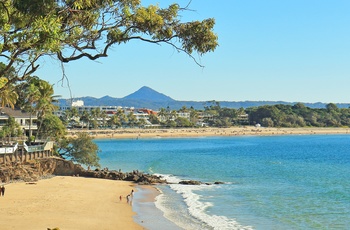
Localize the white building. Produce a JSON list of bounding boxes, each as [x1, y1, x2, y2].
[[0, 107, 38, 137]]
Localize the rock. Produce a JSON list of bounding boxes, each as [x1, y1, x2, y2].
[[214, 181, 225, 184], [0, 157, 168, 185], [179, 180, 202, 185], [0, 157, 83, 183]]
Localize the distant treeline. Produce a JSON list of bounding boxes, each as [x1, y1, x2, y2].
[[245, 103, 350, 127], [202, 101, 350, 128]]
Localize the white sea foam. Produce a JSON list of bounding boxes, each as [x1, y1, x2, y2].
[[155, 173, 182, 184], [155, 174, 254, 230]]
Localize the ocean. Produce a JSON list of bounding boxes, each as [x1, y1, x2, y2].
[[95, 134, 350, 230]]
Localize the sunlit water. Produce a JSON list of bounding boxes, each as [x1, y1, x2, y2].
[[96, 134, 350, 229]]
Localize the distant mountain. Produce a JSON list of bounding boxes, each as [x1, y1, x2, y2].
[[123, 86, 175, 102], [58, 86, 350, 110]]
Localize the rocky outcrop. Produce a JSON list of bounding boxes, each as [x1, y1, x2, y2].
[[179, 180, 202, 185], [0, 158, 225, 186], [0, 159, 59, 183], [178, 180, 226, 186], [38, 157, 85, 176], [78, 168, 166, 184], [0, 157, 166, 185]]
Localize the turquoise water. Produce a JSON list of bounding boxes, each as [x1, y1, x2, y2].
[[96, 135, 350, 229]]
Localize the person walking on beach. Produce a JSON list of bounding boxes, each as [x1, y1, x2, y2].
[[119, 195, 122, 202], [126, 194, 130, 203], [1, 185, 5, 196]]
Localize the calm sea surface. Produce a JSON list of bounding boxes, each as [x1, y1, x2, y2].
[[95, 134, 350, 230]]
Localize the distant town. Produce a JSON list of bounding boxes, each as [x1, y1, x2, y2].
[[55, 100, 241, 129], [1, 88, 350, 165]]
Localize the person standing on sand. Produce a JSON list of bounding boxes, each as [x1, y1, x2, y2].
[[1, 185, 5, 196], [119, 195, 122, 202]]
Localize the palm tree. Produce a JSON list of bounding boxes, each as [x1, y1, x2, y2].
[[63, 107, 79, 127], [190, 109, 199, 125], [0, 83, 18, 109], [138, 118, 147, 127], [116, 109, 127, 127], [179, 106, 188, 113], [35, 81, 59, 120], [170, 110, 178, 121], [0, 63, 18, 110], [80, 110, 91, 129], [17, 77, 60, 141], [108, 114, 121, 128], [158, 108, 167, 123], [33, 81, 60, 139], [127, 112, 137, 127], [90, 108, 101, 128], [19, 80, 41, 143], [16, 76, 58, 141]]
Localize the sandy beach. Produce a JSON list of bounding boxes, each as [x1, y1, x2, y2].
[[67, 126, 350, 139], [0, 176, 144, 230]]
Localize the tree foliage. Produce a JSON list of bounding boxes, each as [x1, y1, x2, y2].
[[0, 117, 22, 138], [0, 0, 218, 85], [0, 63, 18, 107], [17, 76, 59, 120], [203, 101, 240, 127], [246, 103, 350, 128], [38, 114, 66, 140], [57, 132, 100, 168]]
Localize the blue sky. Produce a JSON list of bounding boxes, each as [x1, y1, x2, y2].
[[38, 0, 350, 103]]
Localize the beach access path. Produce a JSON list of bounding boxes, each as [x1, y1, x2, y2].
[[0, 176, 143, 230]]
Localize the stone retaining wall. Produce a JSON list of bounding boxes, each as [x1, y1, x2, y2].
[[0, 149, 53, 164]]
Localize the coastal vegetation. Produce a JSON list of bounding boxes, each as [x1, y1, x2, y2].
[[246, 102, 350, 128], [0, 0, 219, 167], [0, 72, 100, 167], [203, 101, 350, 128], [1, 1, 349, 168], [57, 132, 100, 168]]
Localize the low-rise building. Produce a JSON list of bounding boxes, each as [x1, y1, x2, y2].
[[0, 107, 38, 137]]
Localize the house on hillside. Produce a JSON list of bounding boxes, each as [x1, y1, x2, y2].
[[0, 107, 38, 137], [0, 107, 55, 165]]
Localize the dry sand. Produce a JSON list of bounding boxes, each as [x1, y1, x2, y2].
[[0, 176, 144, 230], [67, 126, 350, 139]]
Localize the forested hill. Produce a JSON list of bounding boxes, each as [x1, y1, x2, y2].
[[59, 86, 350, 110]]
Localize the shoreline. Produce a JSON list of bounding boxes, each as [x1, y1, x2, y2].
[[133, 185, 182, 230], [67, 127, 350, 139], [2, 127, 348, 229]]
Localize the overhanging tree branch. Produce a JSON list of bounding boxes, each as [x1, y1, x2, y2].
[[0, 0, 218, 86]]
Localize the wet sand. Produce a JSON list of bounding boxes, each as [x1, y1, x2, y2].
[[133, 185, 182, 230]]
